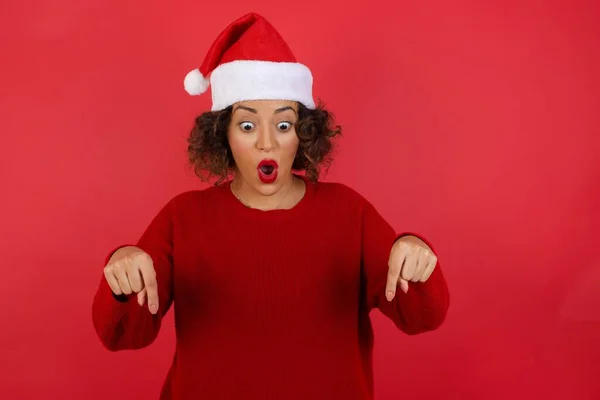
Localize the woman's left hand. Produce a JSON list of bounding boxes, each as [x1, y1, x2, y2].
[[386, 235, 438, 301]]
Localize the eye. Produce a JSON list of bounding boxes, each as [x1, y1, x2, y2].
[[277, 121, 293, 131], [239, 121, 255, 132]]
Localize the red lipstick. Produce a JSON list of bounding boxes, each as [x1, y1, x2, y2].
[[257, 159, 278, 184]]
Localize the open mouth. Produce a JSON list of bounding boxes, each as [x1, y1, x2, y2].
[[259, 165, 275, 175], [257, 160, 278, 183]]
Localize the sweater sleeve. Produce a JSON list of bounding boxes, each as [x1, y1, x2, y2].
[[361, 201, 449, 335], [91, 199, 175, 351]]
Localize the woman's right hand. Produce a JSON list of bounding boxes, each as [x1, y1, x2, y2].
[[104, 246, 159, 314]]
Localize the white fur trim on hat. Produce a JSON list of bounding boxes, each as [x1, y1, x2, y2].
[[208, 60, 315, 111], [184, 68, 210, 95]]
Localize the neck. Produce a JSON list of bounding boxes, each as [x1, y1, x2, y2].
[[231, 173, 298, 211]]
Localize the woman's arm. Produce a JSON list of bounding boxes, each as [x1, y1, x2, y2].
[[361, 201, 449, 334], [91, 200, 175, 351]]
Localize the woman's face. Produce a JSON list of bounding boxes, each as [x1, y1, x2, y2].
[[227, 99, 300, 196]]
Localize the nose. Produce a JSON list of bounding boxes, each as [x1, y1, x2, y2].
[[256, 125, 275, 152]]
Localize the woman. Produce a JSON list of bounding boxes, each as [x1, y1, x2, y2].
[[92, 12, 450, 400]]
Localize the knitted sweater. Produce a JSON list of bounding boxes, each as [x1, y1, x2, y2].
[[91, 176, 450, 399]]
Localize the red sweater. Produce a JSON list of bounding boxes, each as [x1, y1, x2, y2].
[[92, 176, 449, 399]]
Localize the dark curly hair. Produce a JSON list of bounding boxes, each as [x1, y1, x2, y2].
[[187, 101, 342, 185]]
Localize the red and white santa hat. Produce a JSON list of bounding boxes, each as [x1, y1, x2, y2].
[[183, 12, 315, 111]]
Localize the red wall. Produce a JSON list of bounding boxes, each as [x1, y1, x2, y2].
[[2, 1, 599, 398]]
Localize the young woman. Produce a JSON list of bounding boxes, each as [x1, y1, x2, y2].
[[92, 12, 450, 400]]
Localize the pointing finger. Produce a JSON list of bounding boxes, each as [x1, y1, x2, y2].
[[137, 255, 159, 314], [386, 244, 408, 301]]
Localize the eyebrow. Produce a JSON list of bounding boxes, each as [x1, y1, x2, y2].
[[233, 105, 297, 115], [274, 106, 296, 115]]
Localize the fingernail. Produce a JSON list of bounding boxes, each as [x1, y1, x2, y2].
[[150, 304, 157, 314], [386, 291, 394, 301]]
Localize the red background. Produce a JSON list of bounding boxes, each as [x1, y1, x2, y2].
[[2, 0, 599, 398]]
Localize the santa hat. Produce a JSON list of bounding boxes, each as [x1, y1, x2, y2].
[[183, 12, 316, 111]]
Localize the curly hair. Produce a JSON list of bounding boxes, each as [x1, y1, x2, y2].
[[187, 101, 342, 185]]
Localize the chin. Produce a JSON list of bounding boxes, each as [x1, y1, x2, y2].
[[254, 179, 284, 196]]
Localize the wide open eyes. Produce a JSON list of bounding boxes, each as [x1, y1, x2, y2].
[[238, 121, 294, 132]]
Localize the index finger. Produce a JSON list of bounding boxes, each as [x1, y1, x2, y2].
[[386, 244, 408, 301], [137, 255, 159, 314]]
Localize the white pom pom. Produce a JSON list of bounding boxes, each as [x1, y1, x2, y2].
[[184, 68, 210, 95]]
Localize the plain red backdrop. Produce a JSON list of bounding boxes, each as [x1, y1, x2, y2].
[[1, 0, 599, 398]]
